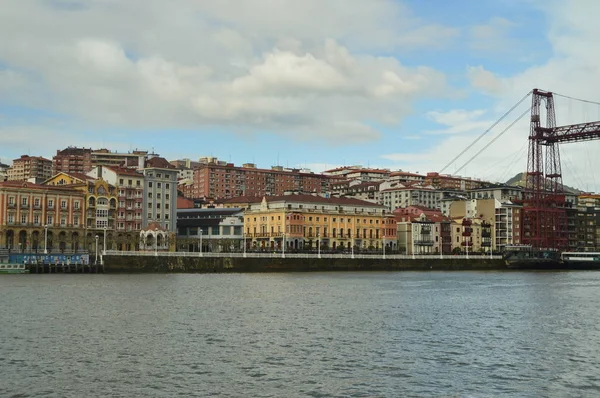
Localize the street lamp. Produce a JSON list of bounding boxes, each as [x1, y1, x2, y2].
[[282, 232, 286, 258], [44, 224, 49, 254], [243, 232, 246, 258], [199, 228, 203, 257], [351, 233, 354, 259], [95, 235, 99, 264], [383, 235, 386, 259], [440, 235, 443, 259], [317, 233, 321, 258], [155, 228, 158, 256], [103, 226, 107, 255]]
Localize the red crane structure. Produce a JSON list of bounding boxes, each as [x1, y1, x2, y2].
[[522, 89, 600, 249]]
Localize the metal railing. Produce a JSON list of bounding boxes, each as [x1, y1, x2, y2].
[[104, 250, 501, 260]]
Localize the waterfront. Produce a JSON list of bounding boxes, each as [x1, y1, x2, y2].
[[2, 271, 600, 397]]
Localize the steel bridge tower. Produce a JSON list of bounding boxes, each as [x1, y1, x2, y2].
[[522, 89, 600, 249]]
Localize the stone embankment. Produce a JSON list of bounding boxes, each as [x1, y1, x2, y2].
[[104, 255, 506, 273]]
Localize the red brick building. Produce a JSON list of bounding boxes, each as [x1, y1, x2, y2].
[[52, 147, 93, 174], [191, 163, 330, 199]]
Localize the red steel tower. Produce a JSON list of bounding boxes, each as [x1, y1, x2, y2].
[[521, 89, 600, 249]]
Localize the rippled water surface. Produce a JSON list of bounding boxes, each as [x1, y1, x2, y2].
[[2, 271, 600, 397]]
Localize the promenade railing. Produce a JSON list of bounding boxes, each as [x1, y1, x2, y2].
[[104, 250, 502, 260]]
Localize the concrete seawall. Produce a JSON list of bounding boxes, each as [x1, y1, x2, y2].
[[104, 255, 507, 273]]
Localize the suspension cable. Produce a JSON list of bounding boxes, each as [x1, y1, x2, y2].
[[453, 107, 531, 176], [553, 92, 600, 106], [439, 90, 532, 174]]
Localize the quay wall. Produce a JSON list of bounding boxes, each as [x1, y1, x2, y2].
[[104, 255, 507, 273]]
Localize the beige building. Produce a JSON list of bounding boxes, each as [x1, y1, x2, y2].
[[7, 155, 52, 182], [243, 194, 395, 252]]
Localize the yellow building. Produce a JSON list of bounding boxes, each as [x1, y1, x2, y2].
[[43, 172, 118, 252], [0, 181, 85, 252], [243, 194, 394, 251]]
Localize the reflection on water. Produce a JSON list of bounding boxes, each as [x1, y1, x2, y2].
[[1, 271, 600, 397]]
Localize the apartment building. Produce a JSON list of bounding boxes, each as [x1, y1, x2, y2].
[[7, 155, 52, 182], [380, 184, 443, 211], [192, 162, 330, 199], [43, 171, 118, 252], [449, 198, 521, 252], [424, 172, 484, 190], [575, 194, 600, 251], [52, 147, 93, 174], [87, 166, 145, 249], [0, 162, 9, 182], [243, 193, 394, 252], [394, 207, 452, 255], [0, 181, 85, 252], [91, 149, 153, 170], [143, 157, 178, 233]]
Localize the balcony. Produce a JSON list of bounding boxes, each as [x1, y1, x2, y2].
[[7, 203, 16, 209], [414, 240, 435, 246]]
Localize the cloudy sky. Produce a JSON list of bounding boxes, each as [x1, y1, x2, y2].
[[1, 0, 600, 191]]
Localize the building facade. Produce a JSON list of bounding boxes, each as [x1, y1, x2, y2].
[[52, 147, 93, 174], [7, 155, 52, 182], [192, 162, 330, 199], [576, 194, 600, 251], [243, 194, 393, 252], [143, 157, 178, 233], [0, 181, 85, 252], [176, 208, 244, 252]]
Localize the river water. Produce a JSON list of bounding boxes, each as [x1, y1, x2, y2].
[[1, 271, 600, 397]]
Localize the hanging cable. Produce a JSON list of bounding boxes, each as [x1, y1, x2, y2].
[[439, 90, 533, 173], [553, 92, 600, 106], [453, 107, 531, 176]]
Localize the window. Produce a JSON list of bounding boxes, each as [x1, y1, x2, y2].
[[61, 200, 67, 209], [21, 214, 27, 224], [148, 193, 152, 199], [119, 178, 124, 185], [128, 179, 132, 186], [148, 182, 153, 188], [96, 209, 109, 218], [165, 204, 169, 209], [96, 220, 108, 228], [34, 215, 40, 225], [74, 201, 80, 209], [8, 196, 14, 205], [158, 183, 162, 189], [156, 203, 161, 209], [8, 214, 14, 224], [74, 216, 79, 226], [61, 217, 66, 226], [47, 215, 54, 225], [157, 173, 162, 178], [21, 197, 28, 205], [166, 194, 170, 200], [166, 183, 170, 189], [157, 193, 161, 199], [34, 198, 40, 207], [147, 213, 152, 220]]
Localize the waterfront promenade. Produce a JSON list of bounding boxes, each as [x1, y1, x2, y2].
[[102, 250, 504, 273]]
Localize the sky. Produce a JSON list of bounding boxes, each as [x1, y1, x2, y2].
[[1, 0, 600, 192]]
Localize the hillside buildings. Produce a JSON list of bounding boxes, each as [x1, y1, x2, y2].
[[192, 159, 330, 199], [7, 155, 52, 182]]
